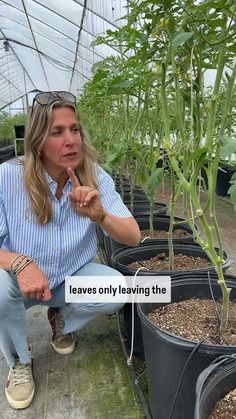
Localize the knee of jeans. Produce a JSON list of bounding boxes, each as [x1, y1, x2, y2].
[[0, 269, 20, 313]]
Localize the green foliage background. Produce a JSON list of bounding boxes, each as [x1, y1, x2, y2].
[[0, 112, 26, 147]]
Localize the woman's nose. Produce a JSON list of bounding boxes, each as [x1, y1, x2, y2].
[[64, 130, 75, 144]]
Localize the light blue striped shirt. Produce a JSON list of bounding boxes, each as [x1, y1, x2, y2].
[[0, 160, 132, 289]]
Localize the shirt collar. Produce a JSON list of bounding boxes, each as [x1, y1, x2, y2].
[[43, 169, 72, 195], [43, 170, 58, 187]]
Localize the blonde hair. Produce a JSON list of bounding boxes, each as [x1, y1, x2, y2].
[[24, 101, 98, 224]]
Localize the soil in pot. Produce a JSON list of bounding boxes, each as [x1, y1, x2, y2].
[[110, 215, 195, 260], [140, 228, 189, 240], [112, 243, 230, 277], [128, 252, 212, 271], [112, 246, 230, 367], [136, 214, 198, 243], [148, 298, 236, 345], [209, 388, 236, 418]]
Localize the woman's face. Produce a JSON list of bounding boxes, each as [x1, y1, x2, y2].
[[41, 106, 83, 179]]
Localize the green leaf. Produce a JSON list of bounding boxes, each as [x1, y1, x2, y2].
[[168, 16, 176, 38], [220, 137, 236, 159], [93, 70, 108, 83], [105, 149, 125, 165], [172, 32, 193, 49], [188, 147, 209, 163], [106, 29, 117, 37], [90, 37, 105, 47], [139, 170, 148, 189], [228, 179, 236, 211], [147, 168, 164, 196], [228, 45, 236, 54], [107, 77, 135, 94]]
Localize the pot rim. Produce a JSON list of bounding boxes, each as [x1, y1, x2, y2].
[[137, 278, 236, 354]]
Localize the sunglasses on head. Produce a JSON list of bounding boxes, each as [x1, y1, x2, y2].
[[33, 91, 76, 106]]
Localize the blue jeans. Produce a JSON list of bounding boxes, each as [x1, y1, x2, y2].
[[0, 262, 124, 367]]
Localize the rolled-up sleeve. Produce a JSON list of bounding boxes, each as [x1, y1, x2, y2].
[[0, 191, 8, 247], [98, 168, 132, 218]]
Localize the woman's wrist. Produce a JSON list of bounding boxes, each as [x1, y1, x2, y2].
[[11, 254, 33, 276], [90, 208, 107, 224]]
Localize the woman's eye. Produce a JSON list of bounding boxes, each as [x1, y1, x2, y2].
[[72, 127, 79, 133], [51, 131, 61, 136]]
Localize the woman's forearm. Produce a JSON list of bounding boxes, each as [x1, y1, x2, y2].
[[100, 214, 141, 246], [0, 249, 20, 271]]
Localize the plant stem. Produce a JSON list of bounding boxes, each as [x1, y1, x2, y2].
[[205, 47, 226, 148], [215, 265, 231, 331], [168, 168, 175, 270]]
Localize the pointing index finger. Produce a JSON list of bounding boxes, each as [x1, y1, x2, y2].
[[67, 167, 81, 189]]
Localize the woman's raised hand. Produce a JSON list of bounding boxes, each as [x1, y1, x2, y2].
[[67, 167, 106, 222]]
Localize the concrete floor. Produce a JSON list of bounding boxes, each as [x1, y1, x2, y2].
[[0, 308, 144, 419]]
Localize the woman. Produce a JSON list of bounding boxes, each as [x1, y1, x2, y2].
[[0, 91, 140, 409]]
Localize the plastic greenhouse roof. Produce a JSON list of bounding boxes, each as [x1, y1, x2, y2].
[[0, 0, 127, 110]]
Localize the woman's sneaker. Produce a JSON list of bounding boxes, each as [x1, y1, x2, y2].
[[47, 307, 76, 355], [5, 360, 35, 409]]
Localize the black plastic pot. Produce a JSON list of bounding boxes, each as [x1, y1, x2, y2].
[[96, 205, 168, 267], [122, 192, 149, 203], [135, 215, 197, 242], [168, 270, 236, 282], [126, 202, 168, 217], [112, 243, 231, 362], [216, 164, 236, 196], [202, 162, 236, 196], [108, 215, 198, 266], [119, 303, 145, 360], [138, 277, 236, 419], [113, 177, 130, 188], [119, 274, 236, 362], [14, 125, 25, 138], [194, 354, 236, 419], [116, 185, 144, 194], [111, 242, 230, 277], [0, 146, 15, 163]]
